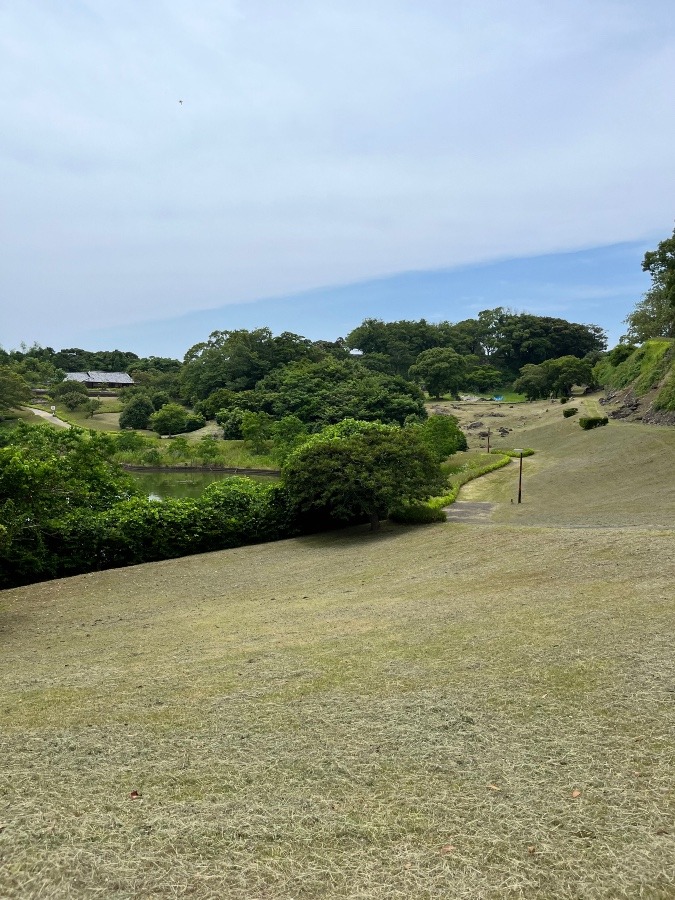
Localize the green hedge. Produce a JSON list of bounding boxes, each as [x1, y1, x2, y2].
[[563, 407, 578, 418], [2, 479, 295, 587], [489, 447, 535, 458], [579, 416, 608, 430], [389, 503, 447, 525], [428, 452, 516, 510]]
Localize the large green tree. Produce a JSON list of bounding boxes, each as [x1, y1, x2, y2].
[[283, 421, 445, 531], [408, 347, 468, 398]]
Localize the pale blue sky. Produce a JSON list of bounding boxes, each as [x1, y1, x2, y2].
[[1, 1, 674, 353]]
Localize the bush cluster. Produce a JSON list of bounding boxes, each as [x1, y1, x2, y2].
[[563, 407, 578, 418], [389, 503, 446, 525], [579, 416, 608, 430]]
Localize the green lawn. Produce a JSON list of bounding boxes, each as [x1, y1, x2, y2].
[[0, 415, 674, 898]]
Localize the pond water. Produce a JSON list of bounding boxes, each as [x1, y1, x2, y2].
[[129, 469, 278, 500]]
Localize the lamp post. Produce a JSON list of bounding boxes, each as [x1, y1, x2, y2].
[[513, 448, 524, 503]]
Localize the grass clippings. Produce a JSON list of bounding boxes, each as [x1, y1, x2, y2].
[[0, 411, 674, 898]]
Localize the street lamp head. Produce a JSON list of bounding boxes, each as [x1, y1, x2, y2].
[[513, 448, 524, 455]]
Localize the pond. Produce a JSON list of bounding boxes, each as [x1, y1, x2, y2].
[[129, 469, 279, 500]]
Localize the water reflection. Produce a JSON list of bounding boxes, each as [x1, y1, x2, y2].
[[129, 469, 278, 500]]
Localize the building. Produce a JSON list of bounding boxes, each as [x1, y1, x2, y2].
[[64, 371, 135, 388]]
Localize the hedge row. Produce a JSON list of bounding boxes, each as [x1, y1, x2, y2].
[[579, 416, 608, 430], [1, 479, 295, 588]]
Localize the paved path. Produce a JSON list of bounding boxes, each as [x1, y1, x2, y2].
[[443, 501, 495, 524], [24, 407, 71, 428]]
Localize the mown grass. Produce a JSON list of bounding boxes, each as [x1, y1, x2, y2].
[[0, 413, 674, 898]]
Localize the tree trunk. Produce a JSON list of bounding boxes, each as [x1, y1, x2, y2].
[[369, 511, 380, 532]]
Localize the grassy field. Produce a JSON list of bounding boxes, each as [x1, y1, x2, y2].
[[1, 411, 674, 898]]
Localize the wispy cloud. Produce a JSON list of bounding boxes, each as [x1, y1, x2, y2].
[[1, 1, 673, 347]]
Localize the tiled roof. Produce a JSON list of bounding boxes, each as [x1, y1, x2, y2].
[[64, 371, 135, 384]]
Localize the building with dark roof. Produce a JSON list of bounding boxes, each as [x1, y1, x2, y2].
[[64, 371, 135, 388]]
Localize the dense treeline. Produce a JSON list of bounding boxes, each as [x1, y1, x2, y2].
[[1, 306, 606, 433]]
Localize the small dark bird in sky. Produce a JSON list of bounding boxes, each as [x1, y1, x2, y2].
[[179, 100, 183, 105]]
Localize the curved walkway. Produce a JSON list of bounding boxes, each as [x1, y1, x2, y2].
[[23, 407, 71, 428]]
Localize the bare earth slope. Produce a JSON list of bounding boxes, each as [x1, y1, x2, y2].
[[0, 411, 674, 899]]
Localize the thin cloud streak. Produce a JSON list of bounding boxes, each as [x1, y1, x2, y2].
[[1, 1, 673, 347]]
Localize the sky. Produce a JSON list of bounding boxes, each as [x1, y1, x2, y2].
[[1, 1, 674, 357]]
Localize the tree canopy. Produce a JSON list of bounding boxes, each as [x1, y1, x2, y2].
[[624, 225, 675, 341], [282, 421, 446, 531]]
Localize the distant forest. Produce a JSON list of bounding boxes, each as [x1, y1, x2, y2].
[[1, 308, 606, 422]]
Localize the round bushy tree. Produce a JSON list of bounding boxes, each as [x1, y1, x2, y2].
[[283, 421, 445, 531], [149, 403, 189, 436], [119, 395, 155, 430]]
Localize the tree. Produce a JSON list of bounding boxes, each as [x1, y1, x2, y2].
[[466, 365, 503, 393], [149, 403, 189, 436], [119, 396, 155, 430], [282, 421, 446, 531], [513, 356, 594, 399], [61, 391, 90, 411], [240, 411, 272, 454], [254, 358, 426, 425], [624, 226, 675, 341], [413, 415, 467, 461], [0, 367, 31, 412], [408, 347, 467, 398]]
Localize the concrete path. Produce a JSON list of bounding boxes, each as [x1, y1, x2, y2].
[[24, 407, 71, 428], [443, 500, 495, 524]]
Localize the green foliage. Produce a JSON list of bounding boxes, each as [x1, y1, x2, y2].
[[579, 417, 609, 430], [150, 390, 171, 411], [194, 389, 239, 419], [408, 347, 468, 398], [653, 373, 675, 411], [429, 452, 514, 509], [181, 328, 322, 400], [466, 365, 503, 392], [149, 403, 190, 435], [0, 366, 31, 412], [513, 356, 594, 399], [563, 407, 579, 417], [624, 226, 675, 341], [119, 395, 155, 430], [388, 502, 447, 525], [282, 421, 445, 530], [593, 340, 673, 395], [255, 357, 426, 426], [60, 391, 90, 411], [115, 431, 148, 451], [216, 407, 245, 439], [51, 380, 89, 400], [488, 448, 535, 457], [411, 414, 467, 461]]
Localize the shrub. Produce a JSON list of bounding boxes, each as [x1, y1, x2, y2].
[[216, 407, 245, 439], [389, 502, 446, 525], [60, 391, 90, 411], [563, 407, 578, 418], [184, 412, 206, 432], [149, 403, 189, 435], [579, 416, 608, 430], [52, 381, 88, 401], [560, 396, 568, 404]]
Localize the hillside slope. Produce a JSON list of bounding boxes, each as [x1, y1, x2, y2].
[[595, 338, 675, 425], [0, 416, 673, 899]]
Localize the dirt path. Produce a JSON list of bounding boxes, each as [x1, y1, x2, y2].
[[443, 500, 495, 524], [24, 407, 71, 428]]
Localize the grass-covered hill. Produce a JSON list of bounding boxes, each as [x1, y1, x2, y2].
[[594, 338, 675, 424], [1, 399, 674, 898]]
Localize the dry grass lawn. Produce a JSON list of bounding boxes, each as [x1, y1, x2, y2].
[[1, 412, 674, 898]]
